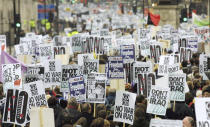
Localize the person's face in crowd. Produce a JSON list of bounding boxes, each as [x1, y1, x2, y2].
[[183, 117, 192, 127], [203, 92, 210, 97]]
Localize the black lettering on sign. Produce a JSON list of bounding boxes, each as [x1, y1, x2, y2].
[[3, 89, 28, 125], [115, 105, 123, 118], [199, 121, 210, 127], [49, 61, 56, 71], [150, 45, 161, 63], [30, 84, 38, 96], [122, 93, 130, 106], [123, 107, 134, 122], [54, 47, 66, 57], [178, 38, 187, 52]]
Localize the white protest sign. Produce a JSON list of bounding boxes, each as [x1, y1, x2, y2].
[[62, 64, 83, 81], [78, 54, 94, 66], [180, 47, 192, 62], [69, 76, 86, 102], [71, 34, 82, 53], [168, 73, 186, 101], [120, 45, 135, 64], [107, 56, 124, 79], [86, 73, 106, 103], [195, 98, 210, 127], [39, 44, 53, 62], [25, 66, 44, 83], [113, 91, 136, 125], [30, 107, 55, 127], [83, 59, 99, 75], [133, 61, 153, 83], [2, 63, 22, 93], [147, 86, 170, 116], [23, 81, 48, 121], [60, 81, 69, 93], [23, 81, 48, 109], [2, 89, 29, 126], [150, 44, 162, 63], [187, 36, 198, 52], [0, 35, 6, 54], [199, 54, 210, 80], [14, 43, 29, 55], [44, 60, 62, 87], [158, 63, 180, 76], [53, 46, 70, 58], [159, 55, 174, 66], [149, 119, 182, 127], [137, 72, 156, 98]]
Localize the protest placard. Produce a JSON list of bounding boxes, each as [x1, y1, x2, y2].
[[53, 35, 63, 46], [15, 43, 29, 55], [159, 55, 174, 66], [149, 119, 183, 127], [150, 44, 162, 63], [25, 66, 44, 83], [180, 47, 192, 62], [30, 107, 55, 127], [107, 56, 124, 79], [62, 64, 83, 82], [39, 44, 53, 62], [195, 98, 210, 127], [0, 35, 6, 54], [2, 63, 22, 92], [53, 46, 68, 58], [60, 81, 69, 92], [77, 54, 94, 66], [71, 34, 82, 53], [83, 59, 99, 75], [158, 63, 180, 76], [86, 73, 106, 103], [168, 73, 186, 101], [187, 36, 198, 52], [44, 60, 62, 87], [23, 81, 48, 109], [137, 72, 156, 98], [138, 39, 150, 56], [69, 76, 86, 102], [120, 45, 135, 64], [2, 89, 29, 126], [178, 37, 188, 52], [113, 91, 136, 125], [147, 86, 170, 116], [170, 54, 180, 64], [199, 54, 210, 80], [83, 36, 106, 55], [133, 61, 153, 83]]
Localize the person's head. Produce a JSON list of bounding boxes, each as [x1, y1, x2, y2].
[[108, 89, 116, 97], [187, 81, 194, 90], [47, 96, 58, 108], [97, 110, 107, 119], [185, 92, 193, 105], [60, 99, 68, 109], [183, 116, 195, 127], [68, 97, 78, 109], [81, 103, 91, 113], [73, 117, 87, 127], [104, 119, 110, 127], [96, 104, 106, 113], [202, 85, 210, 97], [194, 74, 202, 81], [181, 60, 188, 68], [193, 79, 201, 90], [135, 95, 146, 105], [90, 118, 104, 127]]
